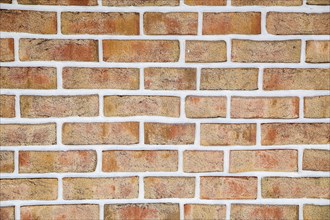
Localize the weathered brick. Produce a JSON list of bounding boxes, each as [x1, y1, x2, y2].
[[261, 123, 330, 145], [104, 96, 180, 117], [0, 0, 12, 3], [0, 178, 57, 201], [0, 67, 57, 89], [18, 0, 98, 5], [184, 204, 226, 220], [185, 41, 227, 63], [185, 0, 226, 5], [183, 150, 223, 173], [307, 0, 330, 4], [103, 40, 179, 62], [304, 96, 330, 118], [62, 122, 139, 145], [21, 205, 99, 220], [263, 68, 330, 90], [103, 0, 179, 6], [0, 38, 14, 62], [231, 205, 299, 220], [230, 150, 298, 173], [102, 150, 178, 172], [306, 41, 330, 63], [144, 177, 195, 199], [203, 13, 261, 35], [144, 12, 198, 35], [0, 10, 56, 34], [20, 95, 99, 118], [145, 68, 196, 90], [0, 124, 56, 146], [232, 0, 302, 5], [0, 207, 14, 220], [303, 149, 330, 171], [20, 39, 98, 62], [201, 68, 258, 90], [200, 177, 257, 199], [262, 177, 330, 198], [0, 95, 15, 118], [0, 151, 14, 173], [267, 13, 330, 35], [201, 123, 256, 146], [62, 12, 139, 35], [145, 123, 195, 145], [303, 205, 330, 220], [62, 68, 139, 90], [63, 177, 138, 200], [104, 204, 180, 220], [232, 40, 301, 63], [231, 97, 299, 119], [19, 151, 97, 173], [185, 96, 226, 118]]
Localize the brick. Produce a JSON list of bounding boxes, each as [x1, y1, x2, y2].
[[63, 177, 138, 200], [0, 95, 15, 118], [304, 96, 330, 118], [307, 0, 330, 4], [232, 40, 301, 63], [303, 149, 330, 171], [19, 151, 97, 173], [304, 205, 330, 220], [62, 12, 139, 35], [145, 68, 196, 90], [0, 67, 57, 89], [262, 177, 330, 199], [185, 96, 226, 118], [231, 97, 299, 119], [200, 177, 257, 199], [102, 150, 178, 172], [104, 204, 180, 220], [0, 38, 14, 62], [62, 68, 139, 90], [103, 40, 179, 62], [0, 124, 56, 146], [201, 123, 256, 146], [18, 0, 98, 5], [263, 68, 330, 90], [21, 205, 99, 220], [0, 178, 57, 201], [62, 122, 139, 145], [0, 10, 56, 34], [261, 123, 330, 145], [185, 0, 226, 5], [232, 0, 302, 5], [144, 177, 195, 199], [184, 204, 226, 220], [20, 39, 98, 62], [203, 13, 261, 35], [103, 0, 179, 6], [144, 123, 195, 145], [0, 207, 14, 220], [20, 95, 99, 118], [183, 150, 223, 173], [104, 96, 180, 117], [201, 68, 258, 90], [267, 13, 330, 35], [231, 205, 299, 220], [0, 0, 12, 3], [0, 151, 14, 173], [230, 150, 298, 173], [185, 41, 227, 63], [306, 41, 330, 63], [144, 12, 198, 35]]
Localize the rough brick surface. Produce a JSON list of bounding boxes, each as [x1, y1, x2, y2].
[[307, 0, 330, 4], [304, 96, 330, 118], [0, 151, 14, 173], [103, 0, 179, 6], [232, 0, 302, 5], [185, 41, 227, 63], [0, 38, 14, 62], [185, 96, 226, 118], [0, 95, 15, 118], [303, 149, 330, 171], [303, 205, 330, 220], [183, 150, 223, 173], [185, 0, 226, 5], [18, 0, 98, 5], [0, 0, 12, 3], [184, 205, 226, 220], [0, 207, 14, 220], [306, 41, 330, 63]]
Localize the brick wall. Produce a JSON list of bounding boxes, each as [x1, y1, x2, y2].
[[0, 0, 329, 219]]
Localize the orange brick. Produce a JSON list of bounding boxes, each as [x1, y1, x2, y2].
[[18, 0, 98, 5], [102, 150, 178, 172], [306, 41, 330, 63], [19, 151, 97, 173], [201, 123, 256, 146], [62, 68, 139, 90], [184, 204, 226, 220], [303, 149, 330, 171], [0, 207, 14, 220], [231, 97, 299, 119], [103, 0, 179, 6], [62, 12, 139, 35], [144, 177, 195, 199], [63, 177, 138, 200], [203, 13, 261, 35], [0, 95, 15, 118], [185, 41, 227, 63], [62, 122, 139, 145], [0, 38, 14, 62], [267, 13, 330, 35], [307, 0, 330, 4], [183, 150, 223, 173], [200, 177, 257, 199], [303, 205, 330, 220], [304, 96, 330, 118], [230, 150, 298, 173], [185, 96, 226, 118], [261, 123, 330, 145], [0, 151, 14, 173], [262, 177, 330, 199], [232, 0, 302, 5], [103, 40, 179, 62], [185, 0, 226, 5]]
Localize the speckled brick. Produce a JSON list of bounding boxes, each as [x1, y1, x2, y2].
[[303, 205, 330, 220], [18, 0, 98, 5], [0, 151, 14, 173], [185, 41, 227, 63], [185, 96, 226, 118], [184, 204, 226, 220], [0, 95, 15, 118], [232, 0, 302, 5], [303, 149, 330, 171], [0, 38, 14, 62], [304, 96, 330, 118], [183, 150, 224, 173], [0, 207, 14, 220], [306, 41, 330, 63], [103, 0, 179, 6]]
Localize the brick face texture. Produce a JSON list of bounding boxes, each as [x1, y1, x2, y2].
[[1, 1, 329, 219]]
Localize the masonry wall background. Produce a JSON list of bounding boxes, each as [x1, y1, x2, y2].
[[0, 0, 329, 219]]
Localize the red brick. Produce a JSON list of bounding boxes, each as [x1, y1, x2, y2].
[[303, 149, 330, 171], [232, 0, 302, 5], [103, 0, 179, 6], [0, 151, 14, 173], [0, 95, 15, 118], [0, 207, 14, 220], [0, 38, 14, 62], [304, 205, 330, 220], [184, 204, 226, 220], [306, 41, 330, 63], [304, 96, 330, 118], [18, 0, 98, 5], [185, 0, 226, 5], [185, 41, 227, 63], [183, 150, 223, 173], [185, 96, 226, 118]]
